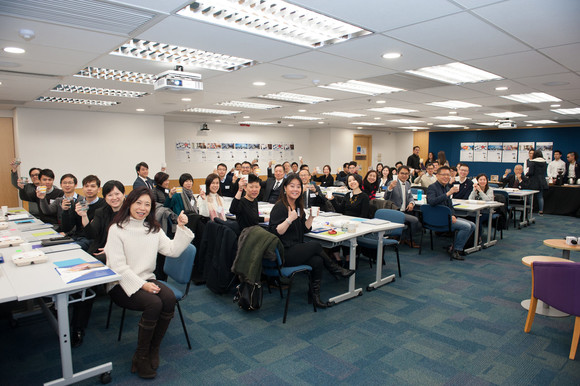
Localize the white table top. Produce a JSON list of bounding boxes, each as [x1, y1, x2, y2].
[[495, 188, 539, 196], [0, 265, 17, 303], [307, 214, 404, 243]]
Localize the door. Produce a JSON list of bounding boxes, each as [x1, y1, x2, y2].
[[0, 118, 19, 207], [353, 134, 372, 174]]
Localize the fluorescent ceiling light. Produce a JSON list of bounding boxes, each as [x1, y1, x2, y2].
[[75, 67, 156, 84], [252, 81, 266, 86], [485, 112, 527, 118], [319, 80, 405, 95], [217, 100, 281, 110], [550, 104, 561, 108], [258, 92, 332, 104], [551, 108, 580, 115], [136, 108, 145, 112], [239, 121, 276, 126], [476, 122, 498, 126], [283, 115, 320, 121], [351, 122, 382, 126], [35, 96, 119, 106], [399, 126, 428, 130], [501, 92, 561, 103], [322, 112, 366, 118], [111, 38, 257, 72], [495, 86, 508, 91], [51, 84, 148, 98], [3, 47, 25, 54], [182, 108, 241, 115], [388, 119, 424, 124], [406, 62, 502, 84], [426, 100, 481, 109], [177, 1, 371, 48], [431, 116, 471, 121], [367, 107, 417, 114], [525, 120, 558, 124], [382, 52, 401, 59], [436, 124, 465, 128]]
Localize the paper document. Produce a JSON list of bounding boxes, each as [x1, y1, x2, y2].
[[54, 258, 115, 284]]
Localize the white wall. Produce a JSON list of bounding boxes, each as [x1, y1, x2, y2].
[[0, 110, 13, 118], [14, 108, 165, 185]]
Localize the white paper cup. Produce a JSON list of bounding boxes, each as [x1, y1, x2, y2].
[[347, 222, 357, 233], [326, 191, 333, 199], [311, 206, 320, 216], [38, 186, 47, 194], [200, 185, 206, 193], [161, 162, 167, 168], [1, 206, 7, 215]]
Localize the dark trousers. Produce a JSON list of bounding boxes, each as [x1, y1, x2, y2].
[[284, 241, 325, 281], [109, 280, 176, 321]]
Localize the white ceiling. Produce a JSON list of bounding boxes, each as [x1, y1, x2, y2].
[[0, 0, 579, 131]]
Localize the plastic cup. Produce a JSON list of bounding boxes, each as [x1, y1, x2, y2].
[[347, 222, 357, 233], [21, 176, 29, 184], [38, 186, 47, 194], [311, 206, 320, 216], [1, 206, 7, 215]]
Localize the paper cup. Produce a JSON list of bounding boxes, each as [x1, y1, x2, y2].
[[311, 206, 320, 216], [176, 187, 183, 193], [326, 191, 333, 199], [200, 185, 206, 193], [347, 222, 357, 233], [38, 186, 47, 194]]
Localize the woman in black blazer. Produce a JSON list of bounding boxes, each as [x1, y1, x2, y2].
[[312, 164, 334, 187], [526, 150, 548, 214]]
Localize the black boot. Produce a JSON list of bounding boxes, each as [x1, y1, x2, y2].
[[310, 280, 332, 308], [131, 317, 157, 379], [150, 312, 174, 370], [321, 252, 355, 279]]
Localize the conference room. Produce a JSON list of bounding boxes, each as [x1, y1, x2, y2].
[[1, 0, 580, 384]]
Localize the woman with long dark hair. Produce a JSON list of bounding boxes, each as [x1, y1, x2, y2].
[[362, 170, 379, 200], [198, 173, 227, 221], [105, 187, 194, 379], [312, 164, 334, 187], [526, 149, 548, 214], [268, 174, 354, 309]]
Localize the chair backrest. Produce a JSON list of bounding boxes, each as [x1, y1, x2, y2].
[[532, 261, 580, 315], [164, 244, 196, 285], [494, 190, 510, 209], [420, 205, 452, 231], [374, 209, 405, 237]]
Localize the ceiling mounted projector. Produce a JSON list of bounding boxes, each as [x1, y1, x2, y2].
[[496, 119, 516, 129], [154, 70, 203, 93]]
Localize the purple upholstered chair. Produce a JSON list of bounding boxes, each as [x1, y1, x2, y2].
[[524, 261, 580, 360]]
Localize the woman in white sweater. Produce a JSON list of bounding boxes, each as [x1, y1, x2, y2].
[[197, 173, 227, 221], [105, 187, 194, 379]]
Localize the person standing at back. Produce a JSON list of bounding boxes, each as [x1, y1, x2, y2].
[[526, 150, 548, 215], [406, 146, 421, 178], [133, 162, 154, 190]]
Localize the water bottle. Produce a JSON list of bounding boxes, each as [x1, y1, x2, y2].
[[417, 190, 423, 201]]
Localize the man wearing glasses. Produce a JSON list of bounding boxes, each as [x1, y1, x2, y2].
[[385, 165, 421, 248], [10, 159, 42, 216], [426, 165, 475, 260]]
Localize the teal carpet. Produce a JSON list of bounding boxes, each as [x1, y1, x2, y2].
[[1, 214, 579, 385]]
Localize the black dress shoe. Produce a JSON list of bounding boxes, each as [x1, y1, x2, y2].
[[71, 329, 84, 348], [449, 250, 465, 261]]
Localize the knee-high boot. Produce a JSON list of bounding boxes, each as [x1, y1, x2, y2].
[[321, 252, 355, 279], [150, 311, 174, 370], [131, 317, 157, 379], [310, 279, 332, 308]]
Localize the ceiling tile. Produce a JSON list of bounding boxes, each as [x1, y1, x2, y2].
[[539, 43, 580, 72], [467, 50, 568, 79]]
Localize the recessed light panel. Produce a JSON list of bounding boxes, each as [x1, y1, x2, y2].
[[485, 112, 527, 118], [436, 124, 465, 128], [111, 38, 257, 72], [368, 107, 417, 114], [431, 116, 471, 121], [75, 67, 156, 84], [319, 80, 405, 95], [551, 108, 580, 115], [351, 122, 382, 126], [239, 121, 276, 126], [322, 112, 366, 118], [217, 101, 281, 110], [182, 108, 241, 115], [51, 84, 148, 98], [501, 92, 561, 103], [388, 119, 424, 124], [258, 92, 333, 104], [426, 100, 481, 109], [177, 1, 371, 48], [406, 62, 502, 84], [35, 96, 119, 106], [283, 116, 320, 121], [524, 120, 558, 124]]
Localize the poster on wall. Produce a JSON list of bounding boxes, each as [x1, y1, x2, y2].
[[535, 142, 553, 162], [460, 143, 474, 162], [518, 142, 535, 163], [175, 140, 192, 163], [487, 143, 503, 162], [473, 143, 488, 162], [502, 142, 518, 163]]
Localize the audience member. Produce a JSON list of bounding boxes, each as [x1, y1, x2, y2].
[[414, 163, 437, 188], [252, 163, 261, 176], [217, 163, 235, 197], [299, 169, 330, 209], [523, 148, 535, 175], [268, 174, 354, 309], [133, 162, 154, 190], [501, 165, 528, 189], [362, 170, 379, 200], [282, 161, 291, 175], [152, 172, 175, 205], [378, 166, 392, 190], [406, 146, 421, 177], [450, 166, 458, 179], [105, 187, 193, 379], [35, 168, 64, 224], [336, 162, 349, 182], [437, 151, 449, 167], [10, 161, 42, 215], [165, 173, 198, 215], [38, 173, 78, 229], [526, 150, 548, 214], [376, 163, 384, 176], [312, 164, 334, 187], [261, 164, 285, 204], [547, 150, 566, 182], [426, 166, 475, 260], [299, 164, 309, 171], [198, 173, 226, 221], [564, 151, 579, 183], [469, 173, 494, 201], [291, 162, 299, 173], [348, 161, 358, 174], [453, 163, 473, 199], [385, 166, 421, 248], [229, 173, 264, 232]]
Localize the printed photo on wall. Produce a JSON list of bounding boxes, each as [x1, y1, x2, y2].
[[473, 142, 488, 162], [518, 142, 535, 163], [460, 143, 474, 162], [535, 142, 553, 162], [502, 142, 518, 163], [488, 143, 503, 162]]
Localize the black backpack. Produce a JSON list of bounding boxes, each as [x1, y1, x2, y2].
[[233, 282, 263, 311]]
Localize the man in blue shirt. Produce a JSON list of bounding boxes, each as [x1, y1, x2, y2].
[[427, 166, 476, 260]]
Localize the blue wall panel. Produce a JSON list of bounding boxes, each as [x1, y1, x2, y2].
[[428, 126, 580, 177]]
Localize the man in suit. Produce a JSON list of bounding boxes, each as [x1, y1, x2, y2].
[[133, 161, 154, 189], [385, 165, 421, 248], [260, 164, 285, 204], [564, 151, 579, 183], [501, 164, 528, 189]]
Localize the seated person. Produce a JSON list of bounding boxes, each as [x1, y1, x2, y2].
[[268, 174, 354, 309], [312, 164, 334, 187], [299, 164, 309, 171], [38, 173, 79, 230], [35, 168, 64, 225], [564, 151, 579, 183], [501, 165, 528, 189], [282, 161, 292, 176], [450, 166, 458, 179], [413, 163, 437, 188], [60, 175, 106, 251], [547, 150, 566, 183], [426, 166, 476, 260], [198, 173, 227, 221], [336, 162, 349, 182], [291, 162, 299, 173], [166, 173, 198, 215], [252, 163, 261, 176], [362, 170, 379, 200], [152, 172, 176, 205], [453, 163, 474, 199], [260, 164, 285, 204], [469, 174, 494, 201], [10, 161, 42, 216], [376, 163, 384, 176], [299, 169, 331, 210], [385, 166, 421, 248], [231, 161, 253, 193], [133, 161, 154, 189], [229, 173, 265, 232], [378, 166, 392, 190], [348, 161, 358, 174], [217, 163, 235, 197]]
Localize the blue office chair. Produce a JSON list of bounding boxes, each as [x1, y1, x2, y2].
[[262, 249, 316, 323], [106, 244, 196, 349], [357, 209, 404, 277], [420, 205, 456, 260]]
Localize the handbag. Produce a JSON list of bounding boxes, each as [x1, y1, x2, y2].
[[233, 282, 263, 311]]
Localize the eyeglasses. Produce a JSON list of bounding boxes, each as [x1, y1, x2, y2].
[[399, 172, 409, 175], [438, 173, 451, 177], [30, 173, 40, 177]]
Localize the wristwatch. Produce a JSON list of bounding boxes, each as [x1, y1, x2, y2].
[[286, 219, 292, 225]]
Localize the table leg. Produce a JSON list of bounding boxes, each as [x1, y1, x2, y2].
[[463, 209, 481, 254], [519, 195, 528, 228], [483, 207, 497, 248], [329, 238, 363, 304], [520, 298, 568, 317], [367, 230, 395, 291], [562, 250, 570, 259], [528, 194, 536, 224]]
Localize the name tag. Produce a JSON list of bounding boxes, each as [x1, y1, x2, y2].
[[225, 185, 230, 189], [309, 193, 316, 198], [49, 199, 56, 204]]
